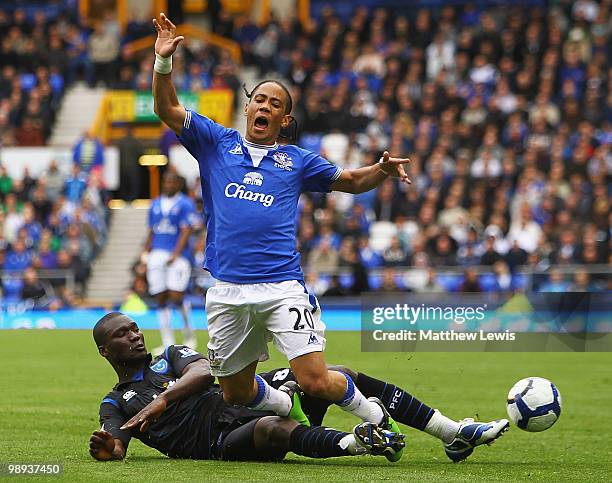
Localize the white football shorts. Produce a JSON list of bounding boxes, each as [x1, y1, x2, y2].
[[146, 249, 192, 295], [205, 279, 326, 377]]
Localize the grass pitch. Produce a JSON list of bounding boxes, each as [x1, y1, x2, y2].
[[2, 330, 611, 482]]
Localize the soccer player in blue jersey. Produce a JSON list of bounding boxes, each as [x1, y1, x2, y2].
[[150, 13, 508, 460], [142, 171, 197, 350]]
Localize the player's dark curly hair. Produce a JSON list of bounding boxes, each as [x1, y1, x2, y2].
[[243, 80, 298, 142], [93, 311, 125, 347]]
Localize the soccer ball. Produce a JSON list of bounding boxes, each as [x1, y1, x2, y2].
[[506, 377, 562, 432]]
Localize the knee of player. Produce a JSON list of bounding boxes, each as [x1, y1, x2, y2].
[[255, 416, 292, 449], [298, 375, 332, 398], [328, 365, 357, 380]]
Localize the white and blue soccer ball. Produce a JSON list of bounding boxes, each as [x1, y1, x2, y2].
[[506, 377, 562, 432]]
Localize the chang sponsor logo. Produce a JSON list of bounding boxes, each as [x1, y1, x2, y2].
[[224, 183, 275, 207]]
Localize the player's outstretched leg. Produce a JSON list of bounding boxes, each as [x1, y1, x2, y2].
[[290, 354, 388, 426], [335, 367, 509, 462], [221, 416, 404, 462], [443, 418, 510, 462]]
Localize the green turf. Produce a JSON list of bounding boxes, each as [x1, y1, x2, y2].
[[2, 330, 611, 482]]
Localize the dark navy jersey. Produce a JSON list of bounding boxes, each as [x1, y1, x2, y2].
[[98, 348, 331, 460], [178, 110, 342, 283], [98, 345, 229, 459]]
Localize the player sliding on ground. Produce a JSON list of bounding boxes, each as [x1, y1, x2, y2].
[[89, 313, 405, 462], [90, 313, 509, 463]]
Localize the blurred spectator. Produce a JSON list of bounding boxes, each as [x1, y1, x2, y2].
[[459, 268, 482, 292], [72, 132, 104, 174], [21, 267, 61, 309], [308, 239, 339, 274], [322, 275, 347, 297], [117, 126, 144, 201], [87, 23, 119, 87], [378, 267, 403, 293], [539, 268, 572, 292]]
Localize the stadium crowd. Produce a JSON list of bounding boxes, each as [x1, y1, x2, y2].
[[0, 5, 241, 146], [0, 162, 109, 307], [198, 0, 610, 296], [1, 2, 610, 304]]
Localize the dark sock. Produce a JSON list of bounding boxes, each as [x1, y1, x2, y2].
[[289, 425, 351, 458], [356, 372, 435, 431]]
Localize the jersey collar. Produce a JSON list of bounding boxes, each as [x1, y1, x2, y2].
[[243, 137, 279, 151], [114, 355, 152, 389]]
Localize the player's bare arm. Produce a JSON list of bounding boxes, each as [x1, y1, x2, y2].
[[331, 151, 411, 194], [152, 13, 186, 134], [167, 225, 192, 265], [89, 431, 126, 461], [120, 358, 214, 432]]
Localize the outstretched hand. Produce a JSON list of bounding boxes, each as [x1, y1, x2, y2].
[[153, 12, 184, 58], [120, 397, 167, 432], [379, 151, 411, 185], [89, 430, 115, 461]]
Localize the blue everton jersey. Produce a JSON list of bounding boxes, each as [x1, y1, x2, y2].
[[178, 110, 342, 283], [149, 193, 196, 259]]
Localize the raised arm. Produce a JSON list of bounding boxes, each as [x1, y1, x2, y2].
[[120, 359, 214, 432], [331, 151, 411, 194], [152, 13, 186, 134]]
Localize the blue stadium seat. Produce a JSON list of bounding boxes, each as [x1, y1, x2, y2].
[[511, 273, 529, 290], [368, 274, 382, 290], [479, 273, 498, 292], [339, 273, 354, 289], [436, 274, 462, 292]]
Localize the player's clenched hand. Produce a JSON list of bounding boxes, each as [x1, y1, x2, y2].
[[379, 151, 412, 185], [120, 397, 167, 432], [153, 12, 184, 58], [89, 430, 115, 461]]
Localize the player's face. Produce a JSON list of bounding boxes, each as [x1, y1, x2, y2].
[[162, 175, 180, 196], [101, 317, 148, 365], [245, 82, 290, 145]]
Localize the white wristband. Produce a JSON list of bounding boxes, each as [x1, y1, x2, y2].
[[154, 53, 172, 74]]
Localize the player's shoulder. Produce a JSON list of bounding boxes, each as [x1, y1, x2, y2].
[[100, 389, 122, 409], [186, 109, 238, 137], [162, 344, 201, 359]]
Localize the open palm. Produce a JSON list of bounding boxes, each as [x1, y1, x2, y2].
[[153, 13, 184, 58]]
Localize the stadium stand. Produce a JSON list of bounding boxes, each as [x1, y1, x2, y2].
[[1, 1, 610, 310], [0, 161, 110, 307], [174, 0, 609, 299]]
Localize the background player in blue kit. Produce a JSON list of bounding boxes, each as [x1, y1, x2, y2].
[[150, 13, 506, 460], [142, 171, 197, 351]]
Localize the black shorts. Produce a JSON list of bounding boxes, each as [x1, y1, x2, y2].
[[210, 368, 332, 460], [259, 368, 332, 426], [210, 404, 274, 460]]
